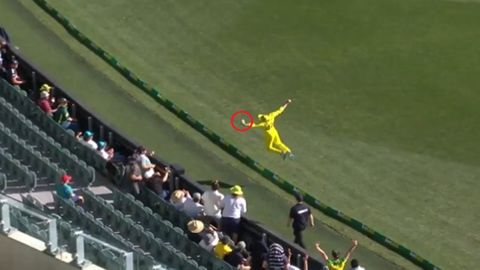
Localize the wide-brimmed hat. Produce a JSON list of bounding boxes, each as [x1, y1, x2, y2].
[[39, 84, 53, 93], [187, 220, 204, 233], [230, 185, 243, 196], [171, 190, 185, 203]]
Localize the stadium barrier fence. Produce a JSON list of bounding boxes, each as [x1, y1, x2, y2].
[[27, 2, 440, 269]]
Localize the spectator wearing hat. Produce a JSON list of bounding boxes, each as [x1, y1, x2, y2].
[[39, 83, 53, 94], [349, 259, 365, 270], [77, 130, 98, 150], [55, 174, 83, 204], [201, 180, 224, 226], [53, 97, 77, 130], [37, 90, 56, 117], [7, 60, 25, 87], [187, 220, 219, 251], [288, 193, 314, 248], [170, 189, 191, 211], [183, 192, 205, 218], [224, 241, 251, 269], [315, 240, 358, 270], [97, 141, 114, 161], [214, 235, 234, 259], [220, 185, 247, 242]]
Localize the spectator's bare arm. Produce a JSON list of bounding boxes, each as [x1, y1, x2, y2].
[[315, 242, 329, 262], [309, 214, 315, 227], [344, 240, 358, 262]]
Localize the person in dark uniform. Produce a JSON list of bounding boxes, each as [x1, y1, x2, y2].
[[288, 193, 314, 248]]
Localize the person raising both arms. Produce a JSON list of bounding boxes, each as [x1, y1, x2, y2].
[[315, 240, 359, 270], [242, 99, 294, 160]]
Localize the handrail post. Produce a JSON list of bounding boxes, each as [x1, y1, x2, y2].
[[74, 230, 85, 266], [46, 218, 58, 254], [0, 199, 11, 233], [123, 251, 133, 270]]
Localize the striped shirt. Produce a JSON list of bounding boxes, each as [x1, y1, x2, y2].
[[268, 243, 287, 270]]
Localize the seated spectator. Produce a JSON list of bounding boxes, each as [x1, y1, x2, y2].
[[76, 130, 98, 150], [214, 235, 234, 259], [126, 155, 142, 196], [97, 141, 114, 161], [220, 185, 247, 242], [183, 192, 205, 218], [349, 259, 365, 270], [136, 146, 159, 179], [263, 243, 288, 270], [146, 165, 170, 199], [249, 237, 269, 270], [187, 220, 219, 251], [55, 174, 84, 204], [315, 240, 358, 270], [7, 60, 25, 87], [170, 189, 191, 211], [37, 91, 56, 116], [202, 180, 224, 226], [53, 97, 77, 130], [224, 241, 251, 269]]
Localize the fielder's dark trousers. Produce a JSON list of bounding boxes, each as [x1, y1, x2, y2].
[[294, 228, 305, 248]]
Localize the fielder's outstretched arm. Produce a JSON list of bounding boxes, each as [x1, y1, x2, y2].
[[267, 99, 292, 119]]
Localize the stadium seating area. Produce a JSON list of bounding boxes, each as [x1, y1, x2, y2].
[[0, 30, 323, 270]]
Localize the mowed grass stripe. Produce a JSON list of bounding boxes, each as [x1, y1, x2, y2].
[[28, 0, 480, 269]]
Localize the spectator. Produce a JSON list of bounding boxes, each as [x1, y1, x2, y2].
[[224, 241, 251, 269], [6, 60, 25, 87], [77, 130, 98, 150], [98, 141, 114, 161], [183, 192, 205, 218], [187, 220, 219, 252], [53, 97, 77, 130], [126, 155, 142, 196], [55, 174, 84, 204], [220, 185, 247, 242], [136, 146, 158, 179], [214, 235, 233, 259], [0, 40, 13, 78], [263, 243, 288, 270], [315, 240, 358, 270], [201, 180, 224, 226], [37, 91, 56, 116], [170, 189, 191, 211], [39, 83, 53, 94], [146, 165, 170, 198], [349, 259, 365, 270], [285, 249, 310, 270], [288, 193, 314, 248], [249, 236, 268, 270]]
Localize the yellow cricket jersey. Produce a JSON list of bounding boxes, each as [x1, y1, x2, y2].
[[213, 243, 232, 259], [327, 259, 347, 270], [252, 106, 285, 131]]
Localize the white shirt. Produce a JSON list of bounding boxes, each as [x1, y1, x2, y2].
[[202, 190, 224, 218], [99, 149, 109, 160], [351, 267, 366, 270], [183, 198, 205, 218], [138, 154, 154, 178], [82, 139, 98, 150], [221, 195, 247, 219]]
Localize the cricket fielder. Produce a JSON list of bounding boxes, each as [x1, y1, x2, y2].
[[242, 99, 294, 159]]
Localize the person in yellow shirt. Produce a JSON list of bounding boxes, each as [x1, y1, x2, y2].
[[315, 240, 358, 270], [242, 99, 294, 160], [214, 235, 233, 259]]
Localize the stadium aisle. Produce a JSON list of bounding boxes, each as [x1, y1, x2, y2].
[[0, 0, 413, 268]]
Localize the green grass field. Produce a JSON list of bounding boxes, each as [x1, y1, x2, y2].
[[3, 0, 480, 269]]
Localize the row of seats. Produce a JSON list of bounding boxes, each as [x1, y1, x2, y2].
[[79, 189, 209, 270], [0, 80, 106, 177], [112, 189, 234, 270], [0, 93, 94, 186], [0, 122, 65, 183], [10, 207, 49, 242], [54, 192, 163, 270], [0, 147, 37, 191]]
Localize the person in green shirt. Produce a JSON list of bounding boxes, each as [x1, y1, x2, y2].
[[315, 240, 358, 270], [55, 174, 83, 204]]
